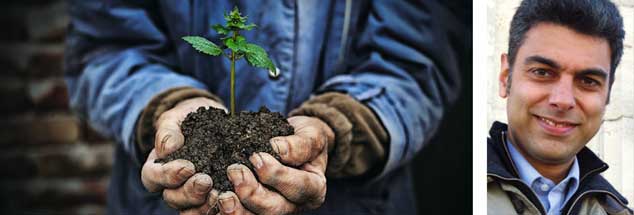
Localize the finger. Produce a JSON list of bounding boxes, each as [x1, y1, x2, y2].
[[218, 191, 255, 215], [250, 153, 326, 209], [180, 189, 220, 215], [270, 130, 326, 166], [163, 173, 213, 209], [226, 164, 297, 214], [142, 149, 196, 192], [287, 116, 334, 145], [155, 111, 185, 158], [177, 97, 228, 114]]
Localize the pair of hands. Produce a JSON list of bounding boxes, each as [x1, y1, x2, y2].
[[141, 97, 334, 215]]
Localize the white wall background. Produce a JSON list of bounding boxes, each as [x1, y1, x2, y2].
[[486, 0, 634, 202]]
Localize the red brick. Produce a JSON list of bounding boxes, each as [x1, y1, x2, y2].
[[69, 204, 106, 215], [35, 143, 114, 177], [80, 121, 110, 142], [0, 43, 64, 77], [0, 142, 114, 178], [0, 177, 109, 212], [0, 113, 79, 146], [26, 1, 68, 42], [27, 45, 64, 77], [28, 78, 69, 111], [0, 77, 32, 113]]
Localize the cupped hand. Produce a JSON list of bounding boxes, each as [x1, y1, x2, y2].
[[218, 116, 334, 215], [141, 97, 227, 214]]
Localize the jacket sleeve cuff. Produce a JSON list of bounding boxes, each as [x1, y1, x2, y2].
[[135, 87, 223, 160], [289, 92, 388, 178]]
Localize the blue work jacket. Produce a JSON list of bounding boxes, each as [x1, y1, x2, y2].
[[65, 0, 461, 214]]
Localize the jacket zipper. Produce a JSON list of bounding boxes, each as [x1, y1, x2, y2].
[[564, 190, 630, 215], [497, 132, 547, 214], [495, 130, 628, 215], [494, 132, 547, 214]]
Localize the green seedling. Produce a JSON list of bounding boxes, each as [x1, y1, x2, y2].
[[183, 6, 278, 116]]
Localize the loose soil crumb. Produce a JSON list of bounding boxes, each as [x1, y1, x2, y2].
[[155, 106, 294, 192]]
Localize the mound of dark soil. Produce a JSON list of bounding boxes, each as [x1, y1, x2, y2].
[[155, 106, 294, 192]]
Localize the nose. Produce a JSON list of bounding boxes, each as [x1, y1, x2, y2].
[[549, 80, 576, 111]]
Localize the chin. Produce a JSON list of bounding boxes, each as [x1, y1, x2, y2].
[[537, 154, 574, 164], [528, 142, 577, 164]]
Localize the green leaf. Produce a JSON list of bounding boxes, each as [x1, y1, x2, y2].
[[211, 24, 230, 35], [224, 36, 247, 52], [182, 36, 223, 56], [243, 23, 256, 31], [243, 43, 278, 78], [227, 22, 256, 31]]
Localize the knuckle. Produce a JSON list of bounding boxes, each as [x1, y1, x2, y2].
[[291, 138, 306, 155], [236, 183, 258, 202], [156, 112, 174, 128], [307, 195, 326, 210], [240, 185, 269, 211], [267, 205, 287, 215], [256, 172, 274, 186], [163, 163, 190, 186], [188, 193, 205, 205], [166, 172, 182, 186], [162, 191, 180, 209], [307, 136, 316, 146], [265, 166, 285, 186], [310, 136, 322, 152], [160, 109, 179, 121]]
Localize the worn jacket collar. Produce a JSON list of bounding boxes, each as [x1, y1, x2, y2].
[[487, 121, 631, 214]]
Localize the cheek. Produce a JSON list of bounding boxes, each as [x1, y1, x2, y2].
[[579, 93, 607, 121], [507, 82, 546, 114], [577, 95, 607, 137]]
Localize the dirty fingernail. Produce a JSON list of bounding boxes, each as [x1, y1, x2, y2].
[[219, 197, 235, 213], [158, 134, 171, 154], [251, 153, 264, 169], [227, 165, 244, 186], [271, 138, 287, 155], [165, 133, 184, 152], [178, 165, 194, 181], [208, 189, 220, 204], [194, 176, 211, 194]]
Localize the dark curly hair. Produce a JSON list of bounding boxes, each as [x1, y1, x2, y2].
[[507, 0, 624, 98]]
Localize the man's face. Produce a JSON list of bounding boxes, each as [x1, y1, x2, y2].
[[499, 23, 611, 165]]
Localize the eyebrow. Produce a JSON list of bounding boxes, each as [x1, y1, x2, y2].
[[578, 69, 608, 81], [524, 55, 608, 80], [524, 55, 561, 69]]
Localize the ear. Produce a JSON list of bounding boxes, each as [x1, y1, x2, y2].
[[499, 54, 510, 98]]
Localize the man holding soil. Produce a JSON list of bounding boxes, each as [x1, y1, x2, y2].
[[488, 0, 631, 214], [65, 1, 461, 214]]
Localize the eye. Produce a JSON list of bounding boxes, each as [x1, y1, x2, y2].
[[530, 68, 552, 78], [579, 77, 601, 88]]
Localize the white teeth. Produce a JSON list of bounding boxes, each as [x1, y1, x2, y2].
[[540, 117, 572, 127], [542, 117, 555, 126]]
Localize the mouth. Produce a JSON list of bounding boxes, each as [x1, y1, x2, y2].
[[534, 115, 579, 136]]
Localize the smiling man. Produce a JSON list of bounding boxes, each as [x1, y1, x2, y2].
[[487, 0, 632, 214]]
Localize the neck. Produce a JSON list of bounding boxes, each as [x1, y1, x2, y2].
[[522, 153, 573, 184], [506, 134, 574, 184]]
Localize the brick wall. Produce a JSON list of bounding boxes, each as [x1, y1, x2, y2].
[[0, 1, 113, 214]]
